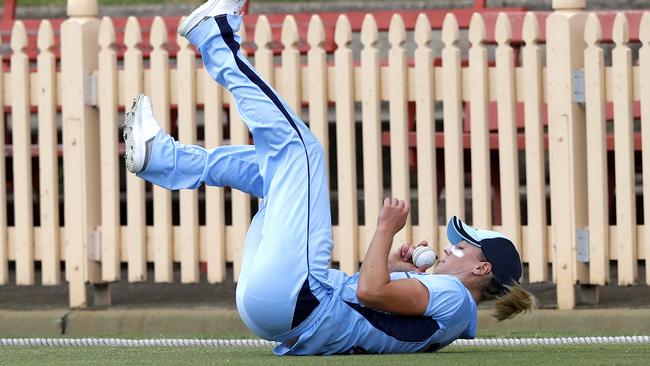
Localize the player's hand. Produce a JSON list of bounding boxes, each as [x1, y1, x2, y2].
[[388, 241, 430, 273], [377, 197, 410, 235]]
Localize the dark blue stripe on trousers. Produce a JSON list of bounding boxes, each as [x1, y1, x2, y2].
[[344, 301, 439, 342], [214, 15, 319, 329]]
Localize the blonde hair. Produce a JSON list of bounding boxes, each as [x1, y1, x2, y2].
[[493, 283, 537, 321], [480, 275, 537, 321]]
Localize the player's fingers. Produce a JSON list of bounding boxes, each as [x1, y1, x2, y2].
[[416, 265, 430, 273], [400, 243, 410, 257], [416, 240, 428, 247], [405, 245, 416, 260]]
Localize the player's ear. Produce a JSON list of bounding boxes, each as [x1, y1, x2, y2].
[[473, 261, 492, 276]]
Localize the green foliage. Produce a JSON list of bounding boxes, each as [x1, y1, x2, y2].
[[19, 0, 189, 6], [17, 0, 341, 6]]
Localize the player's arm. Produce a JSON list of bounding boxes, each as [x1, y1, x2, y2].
[[357, 198, 429, 316]]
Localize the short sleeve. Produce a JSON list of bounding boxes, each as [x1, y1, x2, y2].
[[412, 274, 467, 319]]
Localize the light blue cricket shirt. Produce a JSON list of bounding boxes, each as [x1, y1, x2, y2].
[[274, 271, 477, 355]]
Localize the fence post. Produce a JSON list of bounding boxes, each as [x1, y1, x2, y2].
[[546, 0, 589, 310], [61, 0, 105, 308]]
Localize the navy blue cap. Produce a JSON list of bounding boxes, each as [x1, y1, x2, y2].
[[446, 216, 522, 291]]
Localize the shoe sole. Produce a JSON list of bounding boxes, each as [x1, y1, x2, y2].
[[178, 0, 221, 37], [123, 94, 145, 173]]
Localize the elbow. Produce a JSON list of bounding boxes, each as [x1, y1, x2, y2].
[[356, 286, 369, 303], [356, 285, 378, 306]]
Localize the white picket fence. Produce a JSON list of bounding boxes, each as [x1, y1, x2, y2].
[[0, 0, 648, 308]]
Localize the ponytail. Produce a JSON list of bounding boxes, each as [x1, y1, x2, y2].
[[493, 284, 536, 321], [480, 276, 537, 321]]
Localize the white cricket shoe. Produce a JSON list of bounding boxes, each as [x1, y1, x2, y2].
[[178, 0, 247, 38], [123, 94, 161, 174]]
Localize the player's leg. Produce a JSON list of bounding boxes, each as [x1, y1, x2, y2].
[[233, 144, 332, 340], [182, 6, 334, 340], [123, 95, 263, 197]]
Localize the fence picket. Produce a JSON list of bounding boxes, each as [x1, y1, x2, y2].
[[98, 17, 121, 282], [640, 12, 650, 284], [307, 16, 329, 171], [11, 21, 34, 285], [495, 13, 521, 253], [229, 108, 250, 282], [335, 15, 358, 273], [584, 14, 609, 284], [203, 68, 227, 283], [413, 14, 438, 251], [388, 15, 411, 247], [360, 14, 383, 256], [611, 13, 637, 285], [281, 16, 301, 113], [254, 16, 274, 82], [124, 16, 147, 282], [150, 17, 173, 283], [37, 20, 60, 285], [0, 31, 7, 284], [522, 12, 548, 282], [468, 13, 491, 230], [177, 26, 200, 283], [441, 14, 464, 220]]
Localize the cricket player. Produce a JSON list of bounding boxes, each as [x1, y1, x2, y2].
[[123, 0, 535, 355]]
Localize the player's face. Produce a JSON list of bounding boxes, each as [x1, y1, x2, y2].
[[433, 241, 485, 276]]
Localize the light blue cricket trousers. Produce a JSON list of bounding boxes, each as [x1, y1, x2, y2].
[[137, 14, 334, 341]]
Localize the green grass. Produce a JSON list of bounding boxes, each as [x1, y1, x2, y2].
[[1, 344, 648, 366]]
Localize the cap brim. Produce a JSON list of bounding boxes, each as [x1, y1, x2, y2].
[[446, 216, 482, 247]]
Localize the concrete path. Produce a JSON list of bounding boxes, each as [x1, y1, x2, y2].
[[1, 307, 649, 338]]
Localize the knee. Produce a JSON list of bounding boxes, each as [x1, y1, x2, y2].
[[236, 281, 294, 338]]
